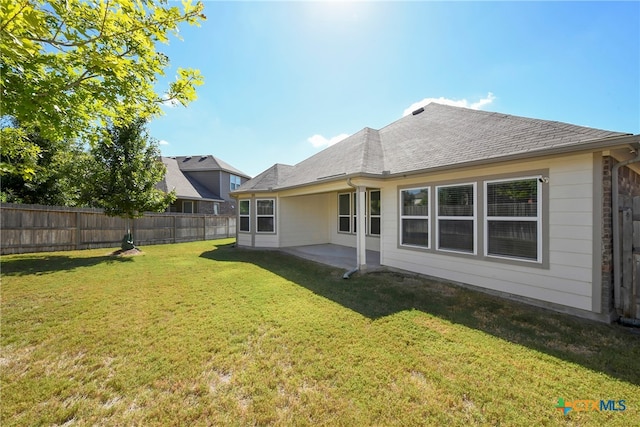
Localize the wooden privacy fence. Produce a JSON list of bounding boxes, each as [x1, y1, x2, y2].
[[617, 196, 640, 320], [0, 203, 236, 255]]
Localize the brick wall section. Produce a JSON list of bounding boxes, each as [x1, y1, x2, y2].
[[602, 157, 613, 313], [601, 156, 640, 314]]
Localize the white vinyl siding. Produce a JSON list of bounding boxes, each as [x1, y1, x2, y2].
[[382, 153, 595, 312], [280, 194, 330, 247]]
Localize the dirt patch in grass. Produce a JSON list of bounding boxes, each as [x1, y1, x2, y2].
[[109, 248, 143, 257]]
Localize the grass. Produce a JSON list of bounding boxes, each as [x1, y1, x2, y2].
[[1, 239, 639, 426]]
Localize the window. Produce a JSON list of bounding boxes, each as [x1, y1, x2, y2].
[[436, 184, 475, 253], [485, 178, 541, 262], [256, 199, 275, 233], [183, 200, 194, 214], [338, 190, 380, 235], [338, 193, 351, 233], [230, 174, 242, 191], [400, 187, 430, 248], [239, 200, 250, 232], [352, 192, 358, 233], [369, 190, 381, 235]]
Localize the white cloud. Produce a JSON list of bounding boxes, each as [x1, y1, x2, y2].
[[402, 92, 496, 117], [307, 133, 350, 148], [159, 139, 170, 146]]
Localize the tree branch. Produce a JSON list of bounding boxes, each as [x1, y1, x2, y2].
[[0, 0, 30, 32], [25, 6, 202, 50]]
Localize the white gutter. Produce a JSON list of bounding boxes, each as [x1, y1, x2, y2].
[[612, 147, 640, 313]]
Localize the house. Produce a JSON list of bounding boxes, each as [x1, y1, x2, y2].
[[158, 155, 250, 214], [231, 103, 640, 322]]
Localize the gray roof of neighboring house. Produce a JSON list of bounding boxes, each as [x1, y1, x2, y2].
[[160, 157, 223, 201], [235, 103, 635, 193], [171, 155, 250, 178]]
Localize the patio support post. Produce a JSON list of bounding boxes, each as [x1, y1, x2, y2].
[[357, 185, 367, 270]]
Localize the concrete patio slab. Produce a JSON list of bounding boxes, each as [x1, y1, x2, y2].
[[279, 244, 381, 271]]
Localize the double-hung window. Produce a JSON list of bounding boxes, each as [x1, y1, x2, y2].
[[485, 177, 541, 262], [436, 183, 476, 253], [369, 190, 381, 235], [352, 192, 359, 233], [239, 200, 250, 232], [339, 190, 381, 235], [338, 193, 351, 233], [256, 199, 275, 233], [230, 175, 242, 191], [400, 187, 430, 248]]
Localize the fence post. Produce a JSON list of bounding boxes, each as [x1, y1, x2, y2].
[[622, 207, 633, 317], [173, 215, 176, 244], [203, 215, 206, 241], [76, 211, 81, 250]]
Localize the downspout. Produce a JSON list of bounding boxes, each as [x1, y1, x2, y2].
[[344, 178, 359, 279], [612, 148, 640, 316]]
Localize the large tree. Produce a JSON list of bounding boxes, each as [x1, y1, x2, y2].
[[0, 0, 205, 179], [0, 118, 88, 205], [83, 117, 175, 220]]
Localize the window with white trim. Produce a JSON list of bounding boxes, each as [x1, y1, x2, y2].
[[239, 200, 250, 232], [436, 183, 476, 253], [400, 187, 430, 248], [353, 192, 357, 233], [230, 174, 242, 191], [338, 193, 351, 233], [485, 177, 541, 262], [369, 190, 381, 236], [338, 191, 380, 235], [183, 200, 194, 214], [256, 199, 275, 233]]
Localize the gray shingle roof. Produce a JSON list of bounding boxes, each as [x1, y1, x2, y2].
[[161, 157, 223, 201], [236, 103, 632, 192], [171, 155, 250, 178]]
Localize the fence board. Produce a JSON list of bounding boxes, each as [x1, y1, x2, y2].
[[0, 203, 236, 255]]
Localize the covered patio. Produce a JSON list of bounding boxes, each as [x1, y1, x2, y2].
[[279, 244, 381, 271]]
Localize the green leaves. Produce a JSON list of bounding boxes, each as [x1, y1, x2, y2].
[[1, 0, 205, 179], [83, 118, 176, 219]]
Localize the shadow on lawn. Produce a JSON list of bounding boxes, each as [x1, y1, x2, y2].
[[201, 245, 640, 386], [1, 253, 133, 276]]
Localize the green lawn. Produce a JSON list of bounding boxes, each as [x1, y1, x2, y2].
[[2, 239, 639, 426]]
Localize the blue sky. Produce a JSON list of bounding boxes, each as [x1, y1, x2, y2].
[[149, 1, 640, 178]]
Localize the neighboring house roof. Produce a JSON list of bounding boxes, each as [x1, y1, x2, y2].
[[171, 155, 250, 178], [236, 103, 634, 192], [160, 157, 223, 201]]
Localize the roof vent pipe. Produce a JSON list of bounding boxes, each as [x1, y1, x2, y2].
[[412, 107, 425, 116]]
